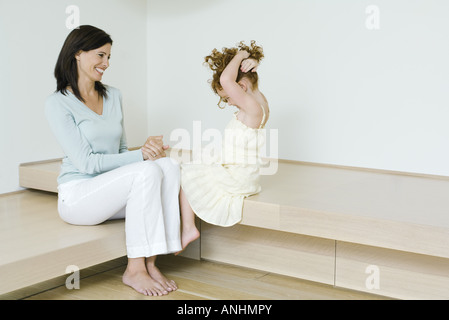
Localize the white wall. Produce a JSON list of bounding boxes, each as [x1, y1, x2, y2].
[[2, 0, 449, 194], [0, 0, 148, 194], [147, 0, 449, 176]]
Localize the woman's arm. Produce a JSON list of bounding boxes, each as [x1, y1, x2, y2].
[[45, 96, 143, 175], [118, 90, 131, 154]]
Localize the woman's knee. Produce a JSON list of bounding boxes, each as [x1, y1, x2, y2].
[[140, 160, 164, 180], [156, 157, 180, 176]]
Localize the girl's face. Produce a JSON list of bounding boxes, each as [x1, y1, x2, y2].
[[216, 88, 232, 108], [75, 43, 111, 83], [216, 78, 251, 108]]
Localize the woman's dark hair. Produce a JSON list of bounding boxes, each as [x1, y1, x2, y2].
[[54, 25, 113, 102]]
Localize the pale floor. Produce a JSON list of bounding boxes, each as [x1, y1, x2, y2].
[[3, 255, 391, 300]]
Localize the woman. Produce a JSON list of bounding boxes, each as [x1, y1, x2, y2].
[[45, 25, 180, 296]]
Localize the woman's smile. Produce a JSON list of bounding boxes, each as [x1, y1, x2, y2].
[[95, 67, 105, 76]]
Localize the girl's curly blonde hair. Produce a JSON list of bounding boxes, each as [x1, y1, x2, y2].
[[204, 40, 264, 94]]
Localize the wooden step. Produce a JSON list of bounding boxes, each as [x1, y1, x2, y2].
[[19, 155, 449, 259], [203, 160, 449, 299], [19, 159, 60, 193], [242, 161, 449, 259], [0, 190, 124, 294], [11, 153, 449, 299]]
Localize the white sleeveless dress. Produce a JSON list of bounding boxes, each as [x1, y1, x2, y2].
[[181, 106, 267, 226]]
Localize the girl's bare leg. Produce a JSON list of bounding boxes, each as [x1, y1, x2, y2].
[[176, 188, 200, 255]]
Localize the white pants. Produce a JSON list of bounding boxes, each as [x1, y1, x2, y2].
[[57, 158, 182, 258]]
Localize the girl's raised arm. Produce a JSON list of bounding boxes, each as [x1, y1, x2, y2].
[[219, 50, 259, 113]]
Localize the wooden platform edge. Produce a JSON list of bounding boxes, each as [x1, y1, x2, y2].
[[16, 154, 449, 259], [11, 152, 449, 299], [0, 227, 126, 295]]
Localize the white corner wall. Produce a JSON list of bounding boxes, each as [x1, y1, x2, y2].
[[147, 0, 449, 176], [2, 0, 449, 194], [0, 0, 148, 194]]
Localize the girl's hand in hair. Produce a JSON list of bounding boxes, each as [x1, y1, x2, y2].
[[237, 50, 250, 60], [240, 58, 259, 73]]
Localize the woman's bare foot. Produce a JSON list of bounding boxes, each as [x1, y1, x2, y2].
[[175, 227, 200, 256], [122, 258, 168, 296], [146, 256, 178, 292]]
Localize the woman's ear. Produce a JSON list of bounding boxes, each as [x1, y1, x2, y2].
[[75, 50, 83, 61]]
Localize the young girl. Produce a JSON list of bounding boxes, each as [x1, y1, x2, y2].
[[178, 41, 269, 252]]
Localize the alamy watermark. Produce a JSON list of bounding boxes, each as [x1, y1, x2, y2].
[[65, 5, 80, 30], [365, 264, 380, 290], [365, 5, 380, 30], [65, 265, 80, 290], [169, 121, 279, 175]]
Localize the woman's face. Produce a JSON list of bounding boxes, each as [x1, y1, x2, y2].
[[75, 43, 111, 83]]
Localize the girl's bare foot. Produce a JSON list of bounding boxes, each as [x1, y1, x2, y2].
[[178, 188, 200, 255], [146, 256, 178, 292], [175, 227, 200, 256], [122, 257, 168, 296]]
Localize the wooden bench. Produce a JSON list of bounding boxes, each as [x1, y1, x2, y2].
[[1, 155, 199, 296], [0, 190, 126, 295], [2, 153, 449, 299]]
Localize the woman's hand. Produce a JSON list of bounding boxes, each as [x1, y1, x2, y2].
[[141, 135, 169, 160], [240, 58, 259, 73]]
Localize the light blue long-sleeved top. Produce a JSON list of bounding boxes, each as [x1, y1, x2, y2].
[[45, 85, 143, 185]]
